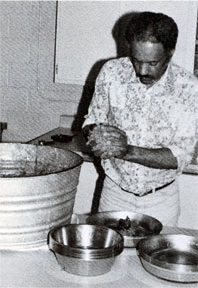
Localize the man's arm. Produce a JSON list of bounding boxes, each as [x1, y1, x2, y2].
[[117, 145, 178, 170], [85, 124, 178, 170]]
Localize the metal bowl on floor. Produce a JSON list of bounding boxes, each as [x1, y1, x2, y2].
[[86, 211, 162, 247], [48, 224, 124, 276], [137, 234, 198, 283]]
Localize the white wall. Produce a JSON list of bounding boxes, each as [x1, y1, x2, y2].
[[0, 1, 83, 142], [178, 174, 198, 230], [73, 162, 98, 214]]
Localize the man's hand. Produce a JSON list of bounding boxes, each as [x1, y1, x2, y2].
[[85, 124, 177, 169], [87, 124, 128, 159]]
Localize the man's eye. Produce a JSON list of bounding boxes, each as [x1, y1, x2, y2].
[[150, 61, 158, 66]]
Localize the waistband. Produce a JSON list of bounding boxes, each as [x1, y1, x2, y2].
[[121, 180, 175, 197]]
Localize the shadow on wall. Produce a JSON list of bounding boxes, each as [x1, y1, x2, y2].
[[71, 11, 137, 132], [71, 12, 137, 213]]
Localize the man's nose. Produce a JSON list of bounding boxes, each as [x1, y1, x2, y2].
[[139, 63, 149, 75]]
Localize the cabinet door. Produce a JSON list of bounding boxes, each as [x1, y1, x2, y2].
[[195, 14, 198, 77], [55, 1, 198, 85], [55, 1, 121, 84]]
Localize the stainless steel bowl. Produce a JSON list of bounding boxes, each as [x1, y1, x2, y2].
[[86, 211, 162, 247], [137, 234, 198, 282], [48, 224, 124, 276]]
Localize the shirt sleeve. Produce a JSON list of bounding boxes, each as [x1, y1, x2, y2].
[[82, 62, 111, 127], [167, 89, 198, 173]]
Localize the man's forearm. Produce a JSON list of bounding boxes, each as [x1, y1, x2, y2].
[[119, 145, 178, 169]]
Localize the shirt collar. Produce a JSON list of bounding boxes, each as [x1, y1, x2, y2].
[[153, 62, 175, 94]]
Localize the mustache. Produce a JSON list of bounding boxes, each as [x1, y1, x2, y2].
[[137, 74, 153, 79]]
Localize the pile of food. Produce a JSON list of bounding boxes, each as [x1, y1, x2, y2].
[[87, 124, 127, 158], [107, 216, 153, 237], [86, 212, 163, 248]]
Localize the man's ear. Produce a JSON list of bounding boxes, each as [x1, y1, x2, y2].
[[165, 49, 175, 63], [168, 49, 175, 59]]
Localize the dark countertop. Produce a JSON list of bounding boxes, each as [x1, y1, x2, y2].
[[28, 127, 198, 175]]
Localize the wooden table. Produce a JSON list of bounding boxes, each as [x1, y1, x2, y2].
[[1, 219, 198, 288]]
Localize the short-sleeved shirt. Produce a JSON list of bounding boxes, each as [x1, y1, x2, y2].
[[83, 57, 198, 195]]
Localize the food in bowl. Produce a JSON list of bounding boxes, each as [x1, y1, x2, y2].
[[87, 211, 163, 247], [108, 216, 154, 237]]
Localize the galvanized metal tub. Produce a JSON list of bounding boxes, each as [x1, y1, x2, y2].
[[0, 143, 83, 250]]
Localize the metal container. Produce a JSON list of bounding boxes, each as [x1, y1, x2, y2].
[[87, 211, 162, 247], [137, 234, 198, 282], [49, 224, 124, 276], [0, 143, 83, 250]]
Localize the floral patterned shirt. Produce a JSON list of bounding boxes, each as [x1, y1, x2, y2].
[[83, 57, 198, 195]]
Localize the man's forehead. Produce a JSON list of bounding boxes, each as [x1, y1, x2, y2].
[[130, 41, 166, 59]]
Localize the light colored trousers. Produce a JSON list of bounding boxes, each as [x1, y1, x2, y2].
[[99, 176, 180, 226]]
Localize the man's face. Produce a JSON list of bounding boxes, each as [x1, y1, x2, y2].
[[130, 40, 173, 86]]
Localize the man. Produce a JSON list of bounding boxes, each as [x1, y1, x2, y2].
[[83, 12, 198, 226]]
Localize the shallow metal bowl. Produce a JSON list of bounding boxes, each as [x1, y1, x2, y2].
[[86, 211, 162, 247], [48, 224, 124, 276], [137, 234, 198, 282]]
